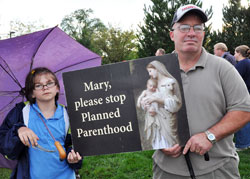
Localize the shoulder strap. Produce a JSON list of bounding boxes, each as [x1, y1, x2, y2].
[[63, 107, 70, 136], [22, 103, 30, 126]]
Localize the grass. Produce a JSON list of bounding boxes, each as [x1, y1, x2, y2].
[[0, 168, 12, 178], [1, 149, 249, 178], [80, 150, 153, 179], [238, 149, 250, 179]]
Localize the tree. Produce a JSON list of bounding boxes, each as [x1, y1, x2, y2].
[[208, 0, 250, 54], [93, 25, 138, 65], [60, 9, 106, 53], [137, 0, 212, 58], [9, 20, 47, 37]]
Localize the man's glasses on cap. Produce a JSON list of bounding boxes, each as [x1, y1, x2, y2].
[[172, 24, 204, 33]]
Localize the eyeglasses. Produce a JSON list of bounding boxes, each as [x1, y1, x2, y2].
[[34, 81, 56, 90], [172, 24, 204, 33]]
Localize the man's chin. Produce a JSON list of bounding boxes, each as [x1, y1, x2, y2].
[[182, 47, 200, 53]]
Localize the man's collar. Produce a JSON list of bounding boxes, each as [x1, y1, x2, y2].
[[194, 47, 208, 68], [179, 48, 208, 72]]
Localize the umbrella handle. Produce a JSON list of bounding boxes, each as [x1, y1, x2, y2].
[[204, 152, 209, 161], [184, 150, 196, 179]]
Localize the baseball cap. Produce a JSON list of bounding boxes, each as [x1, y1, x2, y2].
[[171, 4, 208, 27]]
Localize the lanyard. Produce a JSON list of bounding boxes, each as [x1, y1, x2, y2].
[[32, 143, 55, 153], [31, 105, 66, 161], [34, 108, 56, 142]]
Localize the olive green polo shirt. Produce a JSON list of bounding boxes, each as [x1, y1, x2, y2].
[[153, 48, 250, 176]]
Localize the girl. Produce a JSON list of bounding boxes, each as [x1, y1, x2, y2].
[[0, 67, 82, 179]]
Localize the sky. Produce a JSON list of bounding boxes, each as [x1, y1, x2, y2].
[[0, 0, 249, 39]]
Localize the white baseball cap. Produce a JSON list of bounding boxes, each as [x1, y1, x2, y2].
[[171, 4, 208, 27]]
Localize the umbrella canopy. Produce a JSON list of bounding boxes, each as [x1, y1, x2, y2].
[[0, 26, 101, 168]]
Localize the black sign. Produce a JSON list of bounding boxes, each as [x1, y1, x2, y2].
[[63, 54, 189, 156]]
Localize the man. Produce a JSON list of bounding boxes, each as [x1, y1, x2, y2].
[[214, 42, 237, 66], [155, 48, 166, 56], [153, 4, 250, 179]]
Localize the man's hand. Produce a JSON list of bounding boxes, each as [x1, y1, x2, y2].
[[18, 126, 39, 147], [161, 144, 182, 157], [183, 132, 212, 155]]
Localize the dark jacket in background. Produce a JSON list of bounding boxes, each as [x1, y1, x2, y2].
[[236, 58, 250, 93], [222, 52, 237, 66]]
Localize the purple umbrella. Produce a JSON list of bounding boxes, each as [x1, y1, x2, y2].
[[0, 26, 101, 168]]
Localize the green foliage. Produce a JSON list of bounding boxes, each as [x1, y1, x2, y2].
[[208, 0, 250, 54], [9, 20, 47, 37], [92, 26, 138, 64], [60, 9, 138, 64], [137, 0, 213, 58], [60, 9, 106, 53]]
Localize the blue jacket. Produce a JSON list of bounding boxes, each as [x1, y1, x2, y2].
[[222, 52, 237, 66], [0, 102, 82, 179], [236, 58, 250, 93]]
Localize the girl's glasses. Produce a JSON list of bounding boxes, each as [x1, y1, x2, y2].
[[34, 82, 56, 90]]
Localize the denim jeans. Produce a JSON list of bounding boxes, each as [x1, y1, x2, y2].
[[235, 122, 250, 148]]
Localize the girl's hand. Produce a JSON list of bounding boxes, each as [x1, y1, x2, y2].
[[67, 149, 82, 163], [18, 126, 39, 147]]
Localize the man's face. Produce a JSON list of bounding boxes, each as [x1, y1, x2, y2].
[[170, 14, 205, 54], [214, 47, 223, 57], [155, 50, 163, 56]]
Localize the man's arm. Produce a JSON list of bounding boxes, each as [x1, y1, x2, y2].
[[209, 111, 250, 141], [183, 110, 250, 155]]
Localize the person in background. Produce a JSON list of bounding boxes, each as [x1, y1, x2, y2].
[[234, 45, 250, 151], [0, 67, 82, 179], [155, 48, 166, 56], [152, 4, 250, 179], [214, 42, 237, 66]]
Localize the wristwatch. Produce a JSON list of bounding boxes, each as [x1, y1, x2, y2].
[[205, 130, 216, 144]]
